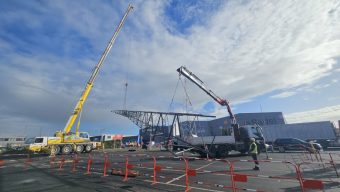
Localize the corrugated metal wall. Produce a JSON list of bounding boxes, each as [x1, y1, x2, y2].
[[262, 121, 337, 142], [139, 112, 337, 143]]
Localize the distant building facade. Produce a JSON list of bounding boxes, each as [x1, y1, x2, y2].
[[195, 112, 286, 136], [0, 137, 26, 148], [262, 121, 337, 142], [138, 112, 338, 143]]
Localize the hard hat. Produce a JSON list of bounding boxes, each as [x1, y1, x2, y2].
[[250, 138, 255, 142]]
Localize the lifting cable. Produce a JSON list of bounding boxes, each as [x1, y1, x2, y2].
[[179, 76, 193, 110], [122, 27, 131, 110], [168, 75, 181, 111], [180, 77, 200, 137], [179, 75, 201, 137]]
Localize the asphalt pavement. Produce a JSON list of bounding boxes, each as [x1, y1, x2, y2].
[[1, 149, 340, 192]]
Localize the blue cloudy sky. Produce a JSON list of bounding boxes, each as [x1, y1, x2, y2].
[[1, 0, 340, 137]]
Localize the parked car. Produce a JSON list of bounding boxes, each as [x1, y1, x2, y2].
[[305, 139, 333, 150], [273, 138, 322, 153]]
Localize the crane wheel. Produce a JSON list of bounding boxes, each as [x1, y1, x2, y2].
[[85, 145, 92, 153], [62, 145, 72, 154], [75, 145, 84, 154], [51, 146, 61, 155]]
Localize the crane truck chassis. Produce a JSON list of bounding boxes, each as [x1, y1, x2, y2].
[[174, 66, 265, 157], [28, 5, 133, 155], [29, 134, 93, 154]]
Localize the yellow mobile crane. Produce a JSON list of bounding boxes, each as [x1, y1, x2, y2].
[[29, 5, 133, 154]]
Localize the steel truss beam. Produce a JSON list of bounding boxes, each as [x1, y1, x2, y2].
[[112, 110, 215, 142]]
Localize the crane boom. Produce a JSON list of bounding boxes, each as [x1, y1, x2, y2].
[[176, 66, 236, 124], [62, 4, 133, 134]]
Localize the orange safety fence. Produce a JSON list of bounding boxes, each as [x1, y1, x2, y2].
[[231, 159, 305, 191], [84, 153, 93, 174], [24, 153, 32, 170], [297, 161, 340, 191], [304, 152, 340, 178], [102, 153, 110, 176], [6, 151, 340, 192], [71, 154, 79, 173]]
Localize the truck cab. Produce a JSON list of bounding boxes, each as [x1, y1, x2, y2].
[[238, 125, 265, 153], [29, 137, 48, 152], [239, 125, 264, 142]]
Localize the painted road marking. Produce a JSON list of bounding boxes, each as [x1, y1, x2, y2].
[[165, 161, 216, 184], [144, 179, 225, 192]]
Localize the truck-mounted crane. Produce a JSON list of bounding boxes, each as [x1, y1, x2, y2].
[[176, 66, 264, 157]]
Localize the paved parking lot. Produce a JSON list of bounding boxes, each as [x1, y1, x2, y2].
[[1, 150, 340, 192]]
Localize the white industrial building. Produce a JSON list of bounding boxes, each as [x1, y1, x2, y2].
[[180, 112, 338, 142], [262, 121, 337, 142], [0, 137, 26, 148]]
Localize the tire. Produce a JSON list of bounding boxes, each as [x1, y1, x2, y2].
[[85, 145, 92, 153], [51, 145, 61, 155], [75, 145, 84, 154], [62, 145, 72, 154], [278, 146, 285, 153]]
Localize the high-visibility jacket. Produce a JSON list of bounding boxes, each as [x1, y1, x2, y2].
[[249, 142, 258, 155]]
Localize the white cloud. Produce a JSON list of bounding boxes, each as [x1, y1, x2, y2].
[[285, 105, 340, 124], [1, 0, 340, 136], [271, 91, 296, 99]]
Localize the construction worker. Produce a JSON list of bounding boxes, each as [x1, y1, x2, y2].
[[249, 138, 260, 170]]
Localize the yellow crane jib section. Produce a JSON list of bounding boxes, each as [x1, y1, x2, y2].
[[63, 82, 93, 134], [58, 4, 133, 137]]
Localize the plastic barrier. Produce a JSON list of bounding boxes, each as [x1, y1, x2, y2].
[[297, 161, 340, 191], [122, 156, 140, 181], [50, 156, 56, 168], [231, 159, 305, 191], [85, 153, 93, 175], [112, 159, 137, 177], [24, 154, 32, 170], [71, 154, 79, 173], [184, 158, 195, 192], [304, 152, 340, 178], [103, 153, 109, 177], [329, 153, 339, 177], [152, 156, 162, 185], [112, 154, 188, 187], [58, 155, 65, 171]]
